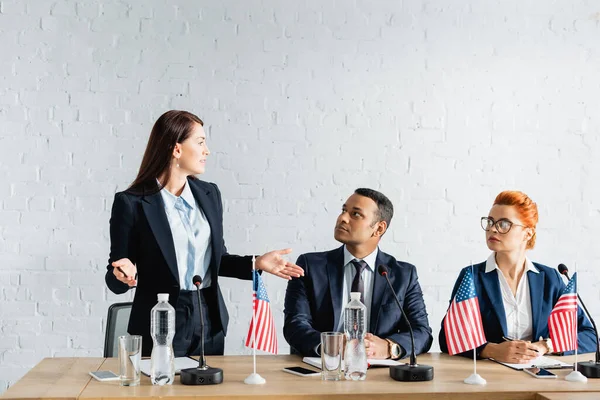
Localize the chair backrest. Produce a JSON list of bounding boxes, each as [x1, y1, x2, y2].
[[104, 302, 133, 357]]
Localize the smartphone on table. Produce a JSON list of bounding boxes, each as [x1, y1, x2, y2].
[[282, 366, 320, 377], [523, 367, 556, 379], [89, 370, 120, 381]]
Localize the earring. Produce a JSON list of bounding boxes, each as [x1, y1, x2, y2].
[[176, 163, 180, 168]]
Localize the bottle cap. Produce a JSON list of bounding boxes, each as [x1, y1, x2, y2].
[[157, 293, 169, 302], [350, 292, 361, 300]]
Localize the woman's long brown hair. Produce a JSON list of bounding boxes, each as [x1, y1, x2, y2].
[[127, 110, 203, 196]]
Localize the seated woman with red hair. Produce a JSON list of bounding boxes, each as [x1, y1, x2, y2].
[[439, 191, 596, 363]]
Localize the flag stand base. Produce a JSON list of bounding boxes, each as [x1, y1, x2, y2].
[[244, 373, 266, 385], [565, 370, 588, 382], [463, 373, 486, 385]]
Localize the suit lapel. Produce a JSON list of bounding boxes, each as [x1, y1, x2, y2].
[[527, 268, 544, 338], [142, 192, 179, 284], [480, 268, 508, 336], [370, 251, 387, 333], [326, 247, 345, 331], [187, 179, 218, 280]]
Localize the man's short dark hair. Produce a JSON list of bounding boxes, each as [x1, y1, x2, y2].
[[354, 188, 393, 230]]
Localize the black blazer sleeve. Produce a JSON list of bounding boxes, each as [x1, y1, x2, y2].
[[210, 182, 254, 280], [387, 264, 433, 358], [283, 254, 322, 356], [105, 192, 136, 294]]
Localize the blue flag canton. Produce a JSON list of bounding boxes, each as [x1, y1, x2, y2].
[[253, 270, 270, 302], [563, 272, 577, 295], [456, 268, 477, 302]]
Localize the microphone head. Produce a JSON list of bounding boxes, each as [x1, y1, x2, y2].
[[558, 264, 569, 275], [192, 275, 203, 286], [377, 265, 388, 276]]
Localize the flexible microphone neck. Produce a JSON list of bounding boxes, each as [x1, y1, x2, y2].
[[180, 275, 224, 385], [193, 276, 207, 370], [558, 265, 600, 364], [378, 265, 417, 366]]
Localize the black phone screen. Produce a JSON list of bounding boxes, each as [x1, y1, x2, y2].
[[526, 367, 555, 376], [285, 366, 319, 375]]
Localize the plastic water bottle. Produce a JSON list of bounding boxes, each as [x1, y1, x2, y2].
[[344, 292, 367, 380], [150, 293, 175, 385]]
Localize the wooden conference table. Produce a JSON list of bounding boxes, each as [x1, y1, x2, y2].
[[2, 353, 600, 400]]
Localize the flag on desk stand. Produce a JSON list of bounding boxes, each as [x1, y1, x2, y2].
[[443, 264, 487, 385], [549, 271, 586, 382], [245, 268, 278, 353], [244, 256, 277, 384], [549, 272, 578, 353]]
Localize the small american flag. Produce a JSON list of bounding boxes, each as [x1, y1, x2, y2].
[[245, 270, 278, 354], [548, 273, 578, 353], [444, 267, 487, 355]]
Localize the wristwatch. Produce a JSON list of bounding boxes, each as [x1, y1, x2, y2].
[[539, 336, 554, 354], [385, 339, 401, 360]]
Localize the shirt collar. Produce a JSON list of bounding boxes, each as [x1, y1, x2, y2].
[[485, 253, 539, 274], [158, 179, 196, 212], [343, 245, 378, 273]]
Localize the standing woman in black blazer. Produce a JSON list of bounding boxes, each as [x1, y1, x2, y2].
[[105, 110, 304, 357]]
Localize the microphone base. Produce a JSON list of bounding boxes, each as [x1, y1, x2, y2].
[[577, 361, 600, 378], [180, 366, 223, 385], [389, 364, 434, 382]]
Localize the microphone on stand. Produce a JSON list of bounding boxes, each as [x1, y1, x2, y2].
[[557, 264, 600, 378], [377, 265, 433, 381], [180, 275, 224, 385]]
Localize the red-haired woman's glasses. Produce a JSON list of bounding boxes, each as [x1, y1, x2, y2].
[[480, 217, 526, 234]]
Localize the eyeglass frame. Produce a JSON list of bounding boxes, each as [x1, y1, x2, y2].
[[480, 216, 528, 234]]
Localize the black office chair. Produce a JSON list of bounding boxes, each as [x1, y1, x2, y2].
[[103, 302, 133, 357]]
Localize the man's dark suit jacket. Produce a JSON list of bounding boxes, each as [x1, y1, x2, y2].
[[105, 177, 253, 356], [439, 262, 597, 357], [283, 246, 433, 358]]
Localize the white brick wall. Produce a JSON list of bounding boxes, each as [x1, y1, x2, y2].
[[1, 0, 599, 393]]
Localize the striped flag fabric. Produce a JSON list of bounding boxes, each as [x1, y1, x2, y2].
[[245, 270, 278, 354], [548, 272, 578, 353], [443, 267, 487, 355]]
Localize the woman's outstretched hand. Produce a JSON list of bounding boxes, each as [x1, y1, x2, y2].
[[255, 248, 304, 280]]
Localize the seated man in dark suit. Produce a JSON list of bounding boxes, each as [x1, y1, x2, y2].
[[284, 188, 433, 359]]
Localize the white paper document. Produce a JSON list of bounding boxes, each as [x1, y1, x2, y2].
[[491, 355, 572, 370], [302, 356, 401, 370], [139, 356, 198, 377]]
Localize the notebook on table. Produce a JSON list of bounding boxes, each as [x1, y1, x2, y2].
[[490, 355, 572, 370]]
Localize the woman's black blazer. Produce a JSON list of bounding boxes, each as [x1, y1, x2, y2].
[[105, 177, 253, 356]]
